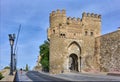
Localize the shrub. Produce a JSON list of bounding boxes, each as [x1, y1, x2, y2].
[[0, 72, 4, 80], [4, 66, 10, 69]]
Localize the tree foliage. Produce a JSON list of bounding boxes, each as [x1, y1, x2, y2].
[[25, 64, 29, 71], [39, 40, 49, 71], [0, 72, 4, 80]]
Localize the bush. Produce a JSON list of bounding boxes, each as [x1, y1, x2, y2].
[[0, 72, 4, 80], [4, 66, 10, 69]]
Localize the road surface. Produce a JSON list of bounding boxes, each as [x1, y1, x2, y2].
[[26, 71, 68, 81], [15, 70, 120, 81]]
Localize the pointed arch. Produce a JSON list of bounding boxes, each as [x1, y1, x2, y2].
[[68, 41, 81, 54]]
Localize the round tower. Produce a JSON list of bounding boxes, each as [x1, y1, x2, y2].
[[49, 9, 67, 28]]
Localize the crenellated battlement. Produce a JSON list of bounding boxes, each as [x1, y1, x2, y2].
[[50, 9, 66, 16], [82, 12, 101, 19], [49, 9, 67, 27], [67, 17, 81, 21], [49, 9, 101, 28], [67, 17, 81, 24]]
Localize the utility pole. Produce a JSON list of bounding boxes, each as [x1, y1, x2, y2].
[[13, 24, 21, 71]]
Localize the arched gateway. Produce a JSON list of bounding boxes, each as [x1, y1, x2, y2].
[[69, 54, 78, 72], [67, 41, 82, 72]]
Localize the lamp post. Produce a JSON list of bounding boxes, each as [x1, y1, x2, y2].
[[13, 53, 16, 71], [9, 34, 15, 75]]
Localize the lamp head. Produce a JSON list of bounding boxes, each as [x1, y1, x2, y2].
[[8, 34, 15, 46], [13, 34, 15, 39], [9, 34, 12, 40]]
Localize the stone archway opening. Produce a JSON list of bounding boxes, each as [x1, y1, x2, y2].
[[69, 54, 78, 72]]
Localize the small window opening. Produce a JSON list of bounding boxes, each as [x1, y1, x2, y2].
[[67, 22, 70, 25], [63, 34, 65, 38], [60, 33, 65, 38], [59, 23, 62, 26], [85, 31, 87, 36], [53, 30, 55, 34], [91, 32, 93, 36]]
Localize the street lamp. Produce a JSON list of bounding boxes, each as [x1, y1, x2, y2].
[[9, 34, 15, 75]]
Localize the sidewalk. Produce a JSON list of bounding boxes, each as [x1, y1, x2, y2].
[[56, 72, 120, 81], [16, 71, 32, 81], [38, 71, 120, 81]]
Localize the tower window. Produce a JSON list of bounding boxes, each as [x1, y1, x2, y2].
[[63, 34, 65, 38], [53, 30, 55, 34], [85, 31, 87, 36], [60, 33, 66, 38], [67, 22, 70, 25], [59, 23, 62, 26], [91, 32, 93, 36]]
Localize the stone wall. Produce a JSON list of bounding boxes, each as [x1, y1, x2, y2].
[[95, 30, 120, 72]]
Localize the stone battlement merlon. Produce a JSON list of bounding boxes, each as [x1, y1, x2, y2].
[[67, 17, 81, 23], [67, 17, 81, 21], [82, 12, 101, 19], [50, 9, 66, 16]]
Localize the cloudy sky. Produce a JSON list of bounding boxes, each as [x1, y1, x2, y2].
[[0, 0, 120, 70]]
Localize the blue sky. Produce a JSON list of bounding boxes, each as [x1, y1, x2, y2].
[[0, 0, 120, 70]]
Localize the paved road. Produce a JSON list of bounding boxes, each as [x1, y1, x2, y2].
[[15, 70, 120, 81], [26, 71, 69, 81], [56, 72, 120, 81]]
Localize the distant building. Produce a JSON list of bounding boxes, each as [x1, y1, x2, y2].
[[47, 9, 120, 74], [34, 55, 42, 71]]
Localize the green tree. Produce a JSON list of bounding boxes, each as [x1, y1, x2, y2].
[[0, 72, 4, 80], [25, 64, 29, 71], [39, 40, 49, 71]]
